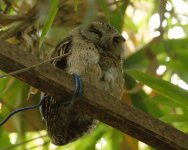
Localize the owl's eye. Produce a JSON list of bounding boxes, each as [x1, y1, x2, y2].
[[89, 25, 102, 37]]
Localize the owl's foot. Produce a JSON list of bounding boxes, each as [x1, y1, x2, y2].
[[63, 73, 82, 106]]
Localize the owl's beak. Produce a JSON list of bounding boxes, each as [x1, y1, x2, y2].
[[121, 36, 126, 42], [104, 35, 125, 56], [113, 36, 126, 44]]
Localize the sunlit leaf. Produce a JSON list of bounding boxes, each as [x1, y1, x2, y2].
[[39, 0, 59, 47], [73, 0, 78, 11], [0, 128, 11, 148], [98, 0, 110, 20], [126, 70, 188, 107], [160, 114, 188, 123]]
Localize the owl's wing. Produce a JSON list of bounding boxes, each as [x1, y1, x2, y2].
[[41, 35, 97, 145], [50, 36, 73, 69], [41, 36, 73, 120]]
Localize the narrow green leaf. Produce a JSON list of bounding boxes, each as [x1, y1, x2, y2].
[[160, 114, 188, 123], [39, 0, 59, 47], [0, 128, 11, 148], [124, 16, 138, 32], [126, 70, 188, 107], [164, 60, 188, 84], [175, 51, 188, 68], [124, 38, 188, 70], [98, 0, 110, 20], [73, 0, 78, 11]]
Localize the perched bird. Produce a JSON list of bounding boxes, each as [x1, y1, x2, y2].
[[41, 22, 125, 145]]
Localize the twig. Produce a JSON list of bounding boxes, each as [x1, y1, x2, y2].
[[0, 51, 71, 78], [1, 134, 47, 150], [0, 99, 13, 110], [0, 14, 27, 25], [3, 0, 11, 14], [24, 140, 50, 150]]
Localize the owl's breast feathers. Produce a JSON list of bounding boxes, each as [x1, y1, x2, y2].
[[51, 36, 73, 69], [63, 33, 124, 98]]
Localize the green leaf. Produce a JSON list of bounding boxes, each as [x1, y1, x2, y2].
[[124, 16, 138, 32], [124, 38, 188, 70], [123, 49, 149, 70], [39, 0, 59, 47], [124, 73, 149, 112], [73, 0, 78, 11], [0, 128, 11, 148], [150, 94, 185, 108], [160, 114, 188, 123], [109, 4, 126, 31], [98, 0, 110, 20], [175, 51, 188, 68], [126, 70, 188, 108], [164, 59, 188, 84], [140, 96, 165, 118]]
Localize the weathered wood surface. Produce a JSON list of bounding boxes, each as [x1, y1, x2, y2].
[[0, 40, 188, 150]]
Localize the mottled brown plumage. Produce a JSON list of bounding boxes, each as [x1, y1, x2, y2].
[[41, 22, 125, 145]]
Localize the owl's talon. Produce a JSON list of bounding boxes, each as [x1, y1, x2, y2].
[[63, 74, 82, 106]]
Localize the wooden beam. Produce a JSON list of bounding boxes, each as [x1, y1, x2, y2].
[[0, 40, 188, 149]]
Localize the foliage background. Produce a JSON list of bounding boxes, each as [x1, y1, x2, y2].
[[0, 0, 188, 150]]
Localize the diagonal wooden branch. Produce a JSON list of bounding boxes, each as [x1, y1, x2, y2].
[[0, 40, 188, 150]]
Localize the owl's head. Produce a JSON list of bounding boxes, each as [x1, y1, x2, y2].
[[79, 22, 125, 56]]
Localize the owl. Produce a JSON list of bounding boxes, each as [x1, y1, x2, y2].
[[41, 22, 125, 145]]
